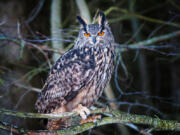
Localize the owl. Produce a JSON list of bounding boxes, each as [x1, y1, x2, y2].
[[35, 12, 115, 130]]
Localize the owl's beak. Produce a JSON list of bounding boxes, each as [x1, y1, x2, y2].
[[92, 37, 97, 44]]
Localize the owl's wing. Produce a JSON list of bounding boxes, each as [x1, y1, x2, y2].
[[35, 47, 96, 113]]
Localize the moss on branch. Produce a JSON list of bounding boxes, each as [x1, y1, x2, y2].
[[0, 108, 179, 135]]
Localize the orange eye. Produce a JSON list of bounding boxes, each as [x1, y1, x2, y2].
[[98, 31, 104, 36], [84, 33, 91, 37]]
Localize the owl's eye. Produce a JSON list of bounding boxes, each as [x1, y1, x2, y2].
[[84, 33, 91, 37], [98, 31, 104, 36]]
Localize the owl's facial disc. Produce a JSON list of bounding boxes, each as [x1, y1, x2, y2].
[[81, 23, 108, 45]]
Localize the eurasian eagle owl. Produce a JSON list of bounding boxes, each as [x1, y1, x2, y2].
[[35, 12, 115, 130]]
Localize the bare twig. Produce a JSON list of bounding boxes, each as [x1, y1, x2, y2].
[[0, 122, 20, 135], [115, 30, 180, 53], [104, 7, 180, 28], [1, 30, 179, 56], [128, 31, 180, 47]]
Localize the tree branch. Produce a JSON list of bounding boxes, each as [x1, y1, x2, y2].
[[1, 30, 180, 54], [0, 108, 179, 135], [0, 108, 107, 119], [117, 30, 180, 52], [75, 0, 91, 23], [104, 7, 180, 28], [128, 30, 180, 47]]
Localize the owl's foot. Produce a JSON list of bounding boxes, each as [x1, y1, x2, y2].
[[80, 115, 101, 125], [73, 104, 90, 120]]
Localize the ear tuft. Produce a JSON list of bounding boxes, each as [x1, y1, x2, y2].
[[77, 16, 88, 28], [98, 12, 106, 26], [98, 12, 107, 31]]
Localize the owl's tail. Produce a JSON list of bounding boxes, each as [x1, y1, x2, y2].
[[47, 118, 70, 130]]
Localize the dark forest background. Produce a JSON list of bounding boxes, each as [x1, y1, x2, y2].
[[0, 0, 180, 134]]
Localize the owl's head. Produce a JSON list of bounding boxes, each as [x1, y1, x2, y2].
[[75, 12, 114, 47]]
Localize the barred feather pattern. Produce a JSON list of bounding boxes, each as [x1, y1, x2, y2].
[[35, 44, 114, 114], [35, 13, 115, 129]]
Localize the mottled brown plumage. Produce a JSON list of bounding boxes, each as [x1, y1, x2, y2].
[[35, 12, 115, 129]]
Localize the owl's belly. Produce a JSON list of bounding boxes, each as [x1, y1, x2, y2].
[[66, 68, 111, 111]]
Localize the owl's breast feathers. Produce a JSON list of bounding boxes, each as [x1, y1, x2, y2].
[[35, 45, 114, 113]]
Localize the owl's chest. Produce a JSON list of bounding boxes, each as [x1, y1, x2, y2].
[[94, 47, 113, 83], [65, 46, 114, 110], [83, 47, 114, 106]]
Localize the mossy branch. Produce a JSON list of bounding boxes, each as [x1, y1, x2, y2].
[[0, 108, 106, 119], [0, 108, 180, 135]]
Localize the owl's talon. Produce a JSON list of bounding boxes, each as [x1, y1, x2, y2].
[[73, 104, 90, 120], [80, 114, 101, 124], [79, 111, 87, 119]]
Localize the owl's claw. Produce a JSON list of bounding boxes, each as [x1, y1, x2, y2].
[[73, 104, 90, 120], [80, 115, 101, 125]]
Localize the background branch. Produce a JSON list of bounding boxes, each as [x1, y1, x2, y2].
[[51, 0, 63, 62], [75, 0, 91, 23]]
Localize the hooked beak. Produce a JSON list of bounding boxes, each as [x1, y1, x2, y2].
[[92, 37, 96, 44]]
